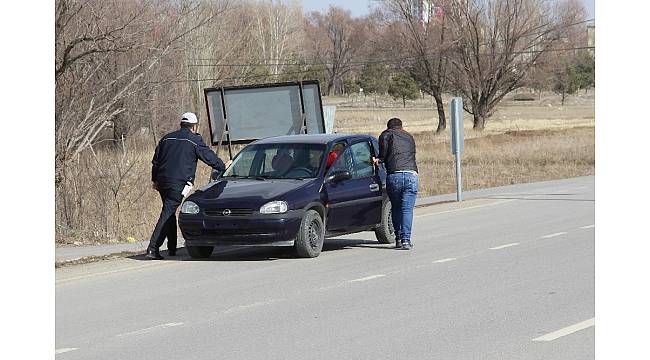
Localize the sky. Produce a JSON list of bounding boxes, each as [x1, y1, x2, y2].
[[303, 0, 596, 19]]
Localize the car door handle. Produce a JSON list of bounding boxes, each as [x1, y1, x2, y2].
[[369, 183, 380, 192]]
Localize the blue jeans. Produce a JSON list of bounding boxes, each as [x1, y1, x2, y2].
[[386, 172, 419, 244]]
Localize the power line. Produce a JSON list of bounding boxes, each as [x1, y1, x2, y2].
[[160, 70, 324, 84], [155, 45, 593, 84], [183, 46, 594, 69]]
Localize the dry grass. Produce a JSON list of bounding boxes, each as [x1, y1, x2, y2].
[[329, 91, 595, 138], [333, 106, 595, 138], [56, 91, 594, 244], [326, 91, 595, 197], [56, 140, 161, 245], [413, 127, 594, 196]]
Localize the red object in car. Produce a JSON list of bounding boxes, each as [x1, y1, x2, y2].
[[326, 151, 338, 167]]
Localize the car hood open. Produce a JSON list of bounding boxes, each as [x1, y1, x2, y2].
[[190, 178, 315, 209]]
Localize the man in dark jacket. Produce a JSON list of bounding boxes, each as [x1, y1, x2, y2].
[[374, 118, 419, 250], [146, 112, 229, 259]]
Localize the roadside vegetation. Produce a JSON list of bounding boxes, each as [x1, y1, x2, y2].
[[55, 0, 595, 245]]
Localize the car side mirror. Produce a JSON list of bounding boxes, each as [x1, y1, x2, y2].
[[325, 170, 352, 183]]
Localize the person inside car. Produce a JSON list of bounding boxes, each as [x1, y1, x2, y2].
[[271, 151, 295, 176], [326, 142, 346, 168]]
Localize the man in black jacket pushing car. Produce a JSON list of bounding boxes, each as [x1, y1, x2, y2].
[[146, 112, 229, 260], [373, 118, 419, 250]]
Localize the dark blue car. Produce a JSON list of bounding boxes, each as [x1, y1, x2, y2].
[[178, 134, 395, 258]]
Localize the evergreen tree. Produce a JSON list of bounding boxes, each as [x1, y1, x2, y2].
[[388, 73, 420, 107], [359, 63, 389, 106]]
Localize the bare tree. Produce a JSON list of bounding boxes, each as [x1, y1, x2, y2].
[[55, 0, 231, 233], [446, 0, 585, 129], [55, 0, 231, 163], [179, 0, 254, 140], [252, 0, 303, 76], [305, 6, 368, 95], [380, 0, 450, 133]]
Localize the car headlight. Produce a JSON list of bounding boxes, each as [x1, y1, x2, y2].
[[260, 201, 288, 214], [181, 201, 200, 214]]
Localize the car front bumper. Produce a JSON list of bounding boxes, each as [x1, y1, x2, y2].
[[179, 209, 304, 247]]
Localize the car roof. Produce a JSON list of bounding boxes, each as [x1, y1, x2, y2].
[[253, 133, 374, 145]]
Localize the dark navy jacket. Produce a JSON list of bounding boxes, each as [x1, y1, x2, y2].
[[152, 128, 225, 186]]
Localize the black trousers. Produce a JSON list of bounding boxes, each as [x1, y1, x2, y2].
[[147, 184, 184, 252]]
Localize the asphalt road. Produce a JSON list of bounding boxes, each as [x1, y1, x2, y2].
[[56, 176, 595, 359]]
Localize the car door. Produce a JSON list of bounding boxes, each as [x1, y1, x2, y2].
[[325, 140, 383, 231]]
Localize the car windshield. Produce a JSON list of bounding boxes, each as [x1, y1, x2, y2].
[[222, 143, 326, 179]]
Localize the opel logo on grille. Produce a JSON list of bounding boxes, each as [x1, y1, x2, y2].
[[222, 209, 232, 216]]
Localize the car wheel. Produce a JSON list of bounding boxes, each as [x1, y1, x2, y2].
[[294, 209, 325, 258], [374, 199, 396, 244], [187, 245, 214, 259]]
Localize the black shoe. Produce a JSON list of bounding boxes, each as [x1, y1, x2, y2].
[[395, 239, 402, 249], [146, 249, 164, 260], [401, 242, 412, 250], [168, 249, 176, 256]]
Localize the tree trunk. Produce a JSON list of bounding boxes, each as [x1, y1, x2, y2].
[[402, 96, 406, 108], [472, 100, 488, 130], [561, 91, 566, 106], [432, 92, 446, 133], [473, 112, 486, 130]]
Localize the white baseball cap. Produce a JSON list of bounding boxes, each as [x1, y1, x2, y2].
[[180, 112, 198, 124]]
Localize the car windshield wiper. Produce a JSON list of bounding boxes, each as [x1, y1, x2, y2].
[[221, 174, 246, 179], [226, 175, 271, 181]]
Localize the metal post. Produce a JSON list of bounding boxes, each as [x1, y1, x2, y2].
[[298, 81, 308, 134], [217, 87, 233, 159], [455, 152, 462, 201], [449, 97, 464, 202]]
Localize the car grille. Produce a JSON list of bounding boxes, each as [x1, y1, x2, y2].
[[204, 208, 255, 217]]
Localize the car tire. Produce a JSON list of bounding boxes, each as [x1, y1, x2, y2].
[[187, 245, 214, 259], [294, 209, 325, 258], [374, 199, 396, 244]]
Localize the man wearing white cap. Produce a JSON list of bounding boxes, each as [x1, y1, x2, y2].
[[146, 112, 229, 260]]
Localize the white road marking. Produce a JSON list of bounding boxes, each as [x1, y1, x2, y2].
[[532, 317, 595, 341], [579, 224, 595, 229], [55, 348, 79, 355], [489, 243, 519, 250], [540, 232, 568, 239], [415, 199, 516, 218], [222, 298, 287, 314], [350, 274, 386, 283], [116, 322, 183, 337], [433, 258, 457, 263]]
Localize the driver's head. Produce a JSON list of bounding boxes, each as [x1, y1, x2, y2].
[[272, 152, 294, 173]]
